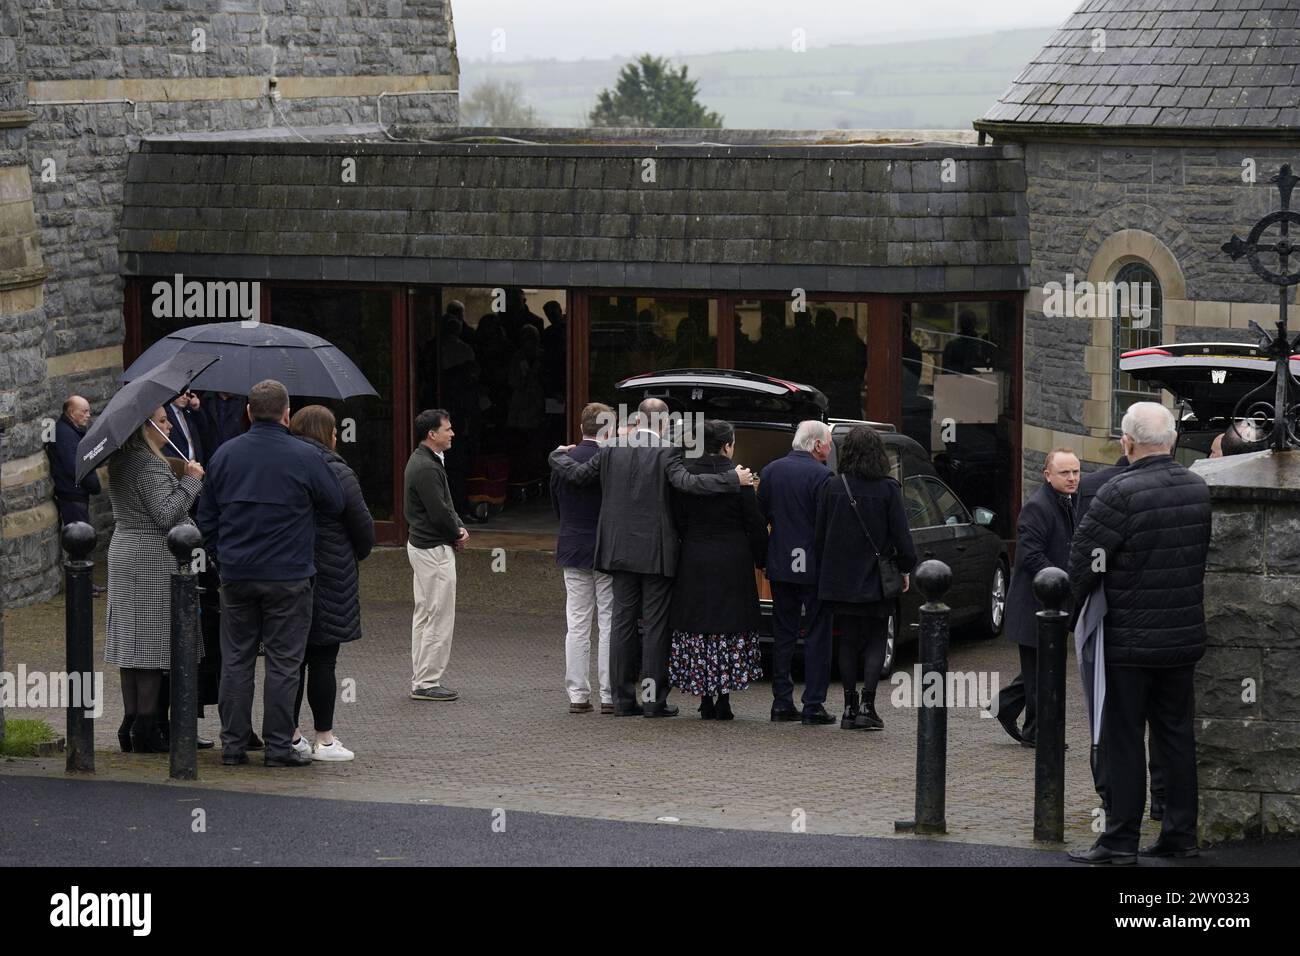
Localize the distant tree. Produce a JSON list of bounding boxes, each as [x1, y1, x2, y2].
[[461, 78, 545, 127], [589, 54, 723, 128]]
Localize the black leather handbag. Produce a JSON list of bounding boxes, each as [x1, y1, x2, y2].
[[841, 474, 904, 601]]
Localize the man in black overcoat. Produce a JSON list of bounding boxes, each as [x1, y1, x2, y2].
[[992, 447, 1080, 745]]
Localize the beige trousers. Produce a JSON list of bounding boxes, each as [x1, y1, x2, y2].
[[408, 543, 457, 691]]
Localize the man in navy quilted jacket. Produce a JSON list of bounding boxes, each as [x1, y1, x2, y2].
[[198, 379, 345, 769]]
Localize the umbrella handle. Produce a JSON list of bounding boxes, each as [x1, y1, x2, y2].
[[148, 418, 193, 462]]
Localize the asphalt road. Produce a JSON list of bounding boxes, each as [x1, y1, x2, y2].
[[3, 775, 1297, 868]]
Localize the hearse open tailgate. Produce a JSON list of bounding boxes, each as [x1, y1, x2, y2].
[[1119, 342, 1300, 422]]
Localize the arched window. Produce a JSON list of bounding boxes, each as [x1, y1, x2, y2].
[[1111, 261, 1163, 434]]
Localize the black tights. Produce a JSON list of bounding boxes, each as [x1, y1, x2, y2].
[[837, 614, 889, 700], [293, 643, 341, 733], [119, 668, 164, 719]]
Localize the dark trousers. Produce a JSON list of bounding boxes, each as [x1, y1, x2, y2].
[[293, 642, 341, 732], [1097, 663, 1198, 853], [836, 613, 890, 700], [55, 497, 90, 526], [197, 566, 223, 709], [996, 644, 1038, 740], [218, 578, 313, 760], [609, 571, 673, 708], [769, 580, 832, 708], [1093, 727, 1167, 811]]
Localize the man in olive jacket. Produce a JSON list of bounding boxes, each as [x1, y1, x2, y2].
[[406, 408, 469, 702], [1066, 402, 1210, 864], [549, 399, 753, 717]]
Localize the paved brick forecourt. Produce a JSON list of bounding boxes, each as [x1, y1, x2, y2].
[[1, 544, 1149, 851]]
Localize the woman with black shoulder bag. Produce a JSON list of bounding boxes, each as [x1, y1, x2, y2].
[[813, 425, 917, 731]]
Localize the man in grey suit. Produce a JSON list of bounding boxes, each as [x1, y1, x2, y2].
[[549, 399, 753, 717]]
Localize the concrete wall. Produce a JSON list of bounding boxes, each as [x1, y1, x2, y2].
[[1, 0, 458, 606], [1018, 140, 1297, 497]]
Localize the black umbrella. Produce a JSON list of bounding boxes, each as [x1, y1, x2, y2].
[[121, 322, 378, 399], [76, 353, 219, 484]]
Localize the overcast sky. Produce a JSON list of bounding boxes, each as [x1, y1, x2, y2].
[[453, 0, 1082, 62]]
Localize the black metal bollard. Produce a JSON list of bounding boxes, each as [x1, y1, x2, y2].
[[1032, 566, 1071, 842], [895, 559, 952, 836], [62, 521, 97, 773], [167, 524, 202, 781]]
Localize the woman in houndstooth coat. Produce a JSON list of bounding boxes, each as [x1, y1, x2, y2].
[[105, 405, 205, 753]]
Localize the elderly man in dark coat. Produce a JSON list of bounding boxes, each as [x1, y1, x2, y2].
[[1076, 453, 1168, 821], [46, 395, 102, 526], [46, 395, 105, 595], [549, 398, 752, 717], [757, 420, 835, 724], [992, 447, 1080, 746], [1066, 402, 1211, 865]]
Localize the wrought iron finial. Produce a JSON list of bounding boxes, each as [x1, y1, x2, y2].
[[1272, 163, 1298, 210], [1221, 164, 1300, 451]]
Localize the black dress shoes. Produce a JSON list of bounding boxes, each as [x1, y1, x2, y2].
[[221, 752, 248, 766], [642, 703, 679, 718], [770, 706, 802, 722], [1068, 844, 1137, 865], [801, 704, 836, 725], [1139, 840, 1198, 858], [196, 736, 215, 749], [993, 709, 1023, 743], [264, 752, 312, 767]]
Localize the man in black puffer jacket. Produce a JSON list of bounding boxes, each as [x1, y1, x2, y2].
[[1066, 402, 1211, 865]]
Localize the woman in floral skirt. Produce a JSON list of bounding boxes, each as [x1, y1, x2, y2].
[[667, 419, 769, 719]]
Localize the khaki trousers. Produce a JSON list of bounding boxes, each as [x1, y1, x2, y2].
[[408, 543, 457, 691]]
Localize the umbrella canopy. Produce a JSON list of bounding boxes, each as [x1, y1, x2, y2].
[[76, 353, 219, 484], [121, 322, 378, 399]]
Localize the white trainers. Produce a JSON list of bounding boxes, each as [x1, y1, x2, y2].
[[313, 738, 355, 762], [290, 734, 311, 757]]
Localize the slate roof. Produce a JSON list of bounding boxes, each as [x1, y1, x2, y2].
[[120, 137, 1029, 294], [977, 0, 1300, 133]]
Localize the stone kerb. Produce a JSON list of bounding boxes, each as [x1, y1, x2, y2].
[[1191, 449, 1300, 843]]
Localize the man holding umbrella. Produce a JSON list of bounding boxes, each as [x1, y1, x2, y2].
[[197, 380, 346, 767]]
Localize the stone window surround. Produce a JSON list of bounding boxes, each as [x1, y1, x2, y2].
[[1024, 228, 1299, 468]]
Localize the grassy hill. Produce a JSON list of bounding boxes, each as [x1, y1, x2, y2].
[[461, 27, 1054, 130]]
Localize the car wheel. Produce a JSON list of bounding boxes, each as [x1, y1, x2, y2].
[[981, 560, 1008, 637], [879, 608, 898, 679]]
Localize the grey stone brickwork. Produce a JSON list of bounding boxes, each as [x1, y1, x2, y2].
[[1017, 140, 1298, 493], [1192, 450, 1300, 843], [1, 0, 457, 607]]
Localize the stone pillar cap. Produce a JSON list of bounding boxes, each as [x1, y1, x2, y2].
[[1190, 448, 1300, 502]]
